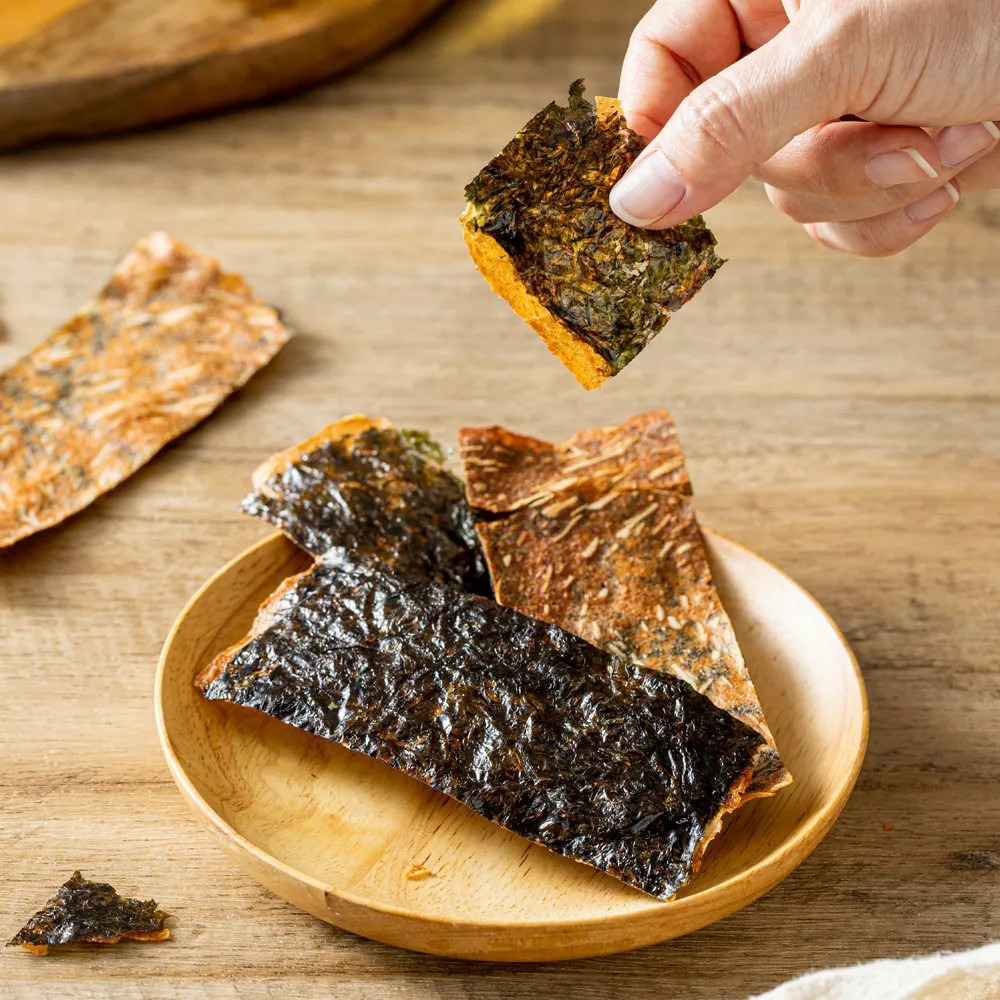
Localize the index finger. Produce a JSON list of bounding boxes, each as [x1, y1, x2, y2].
[[619, 0, 791, 139]]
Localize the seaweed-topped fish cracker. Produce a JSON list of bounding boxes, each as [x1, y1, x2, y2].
[[240, 415, 489, 594], [461, 81, 722, 389], [198, 556, 766, 900], [8, 872, 170, 956]]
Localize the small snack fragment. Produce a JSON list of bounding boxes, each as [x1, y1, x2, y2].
[[8, 871, 170, 956], [0, 232, 291, 548], [461, 81, 722, 389], [240, 416, 489, 594], [460, 410, 790, 796], [197, 555, 766, 900]]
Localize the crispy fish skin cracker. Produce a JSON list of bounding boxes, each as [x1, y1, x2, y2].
[[198, 555, 765, 899], [8, 871, 170, 955], [460, 410, 791, 796], [461, 81, 722, 390], [461, 410, 691, 513], [0, 232, 290, 548]]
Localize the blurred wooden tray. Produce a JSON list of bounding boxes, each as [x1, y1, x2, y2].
[[0, 0, 449, 150], [156, 529, 867, 962]]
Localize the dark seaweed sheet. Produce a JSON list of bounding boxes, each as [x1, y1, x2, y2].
[[241, 426, 489, 595], [201, 556, 765, 899], [464, 81, 723, 373], [8, 872, 168, 950]]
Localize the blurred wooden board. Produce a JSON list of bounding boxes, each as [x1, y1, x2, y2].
[[0, 0, 449, 150]]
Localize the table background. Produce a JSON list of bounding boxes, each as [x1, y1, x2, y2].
[[2, 0, 999, 996]]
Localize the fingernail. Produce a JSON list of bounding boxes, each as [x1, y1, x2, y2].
[[906, 181, 959, 223], [609, 148, 686, 227], [937, 122, 999, 168], [865, 147, 937, 187]]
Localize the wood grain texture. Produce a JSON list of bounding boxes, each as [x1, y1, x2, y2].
[[0, 0, 450, 150], [155, 530, 865, 961], [1, 0, 999, 994]]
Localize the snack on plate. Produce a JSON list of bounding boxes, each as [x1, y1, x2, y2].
[[461, 81, 722, 389], [202, 416, 785, 897], [8, 872, 170, 956], [0, 232, 290, 548], [460, 410, 790, 795], [197, 554, 766, 900], [240, 415, 488, 593]]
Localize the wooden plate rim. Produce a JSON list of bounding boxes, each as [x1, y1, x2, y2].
[[155, 529, 868, 933]]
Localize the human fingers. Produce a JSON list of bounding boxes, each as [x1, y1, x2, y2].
[[758, 121, 940, 196], [611, 8, 851, 228], [948, 126, 1000, 191], [762, 120, 998, 222], [618, 0, 744, 141], [618, 0, 793, 140], [804, 180, 960, 257]]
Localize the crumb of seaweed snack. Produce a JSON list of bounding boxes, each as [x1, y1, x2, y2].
[[8, 872, 171, 956], [461, 80, 723, 390]]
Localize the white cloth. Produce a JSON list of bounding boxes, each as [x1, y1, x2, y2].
[[751, 944, 1000, 1000]]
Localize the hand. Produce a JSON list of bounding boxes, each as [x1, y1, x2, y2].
[[609, 0, 1000, 256]]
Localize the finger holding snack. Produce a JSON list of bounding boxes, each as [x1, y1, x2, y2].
[[612, 0, 1000, 255]]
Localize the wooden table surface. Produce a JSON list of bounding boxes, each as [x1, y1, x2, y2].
[[2, 1, 999, 996]]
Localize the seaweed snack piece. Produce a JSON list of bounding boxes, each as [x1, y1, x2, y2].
[[8, 872, 170, 956], [240, 416, 489, 594], [197, 555, 766, 900], [0, 232, 291, 549], [461, 81, 722, 390], [460, 410, 790, 796]]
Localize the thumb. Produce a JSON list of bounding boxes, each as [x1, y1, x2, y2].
[[610, 15, 851, 228]]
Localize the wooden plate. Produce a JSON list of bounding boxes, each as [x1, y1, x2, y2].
[[155, 530, 867, 962]]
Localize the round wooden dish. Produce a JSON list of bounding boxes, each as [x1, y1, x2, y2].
[[156, 530, 867, 962]]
